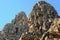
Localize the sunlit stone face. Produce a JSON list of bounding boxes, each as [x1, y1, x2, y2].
[[48, 18, 60, 32]]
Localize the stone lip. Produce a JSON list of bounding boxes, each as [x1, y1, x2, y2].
[[0, 1, 60, 40]]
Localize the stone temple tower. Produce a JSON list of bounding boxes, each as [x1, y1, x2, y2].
[[20, 1, 60, 40], [0, 1, 60, 40]]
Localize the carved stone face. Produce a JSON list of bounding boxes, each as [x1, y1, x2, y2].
[[48, 18, 60, 32], [56, 18, 60, 32], [44, 18, 60, 40]]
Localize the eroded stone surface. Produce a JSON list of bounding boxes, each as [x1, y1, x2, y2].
[[0, 1, 60, 40]]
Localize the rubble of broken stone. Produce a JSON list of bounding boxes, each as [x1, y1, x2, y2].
[[0, 1, 60, 40]]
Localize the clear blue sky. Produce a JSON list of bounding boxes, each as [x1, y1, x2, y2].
[[0, 0, 60, 31]]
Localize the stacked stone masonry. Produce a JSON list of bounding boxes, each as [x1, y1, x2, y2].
[[0, 1, 60, 40]]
